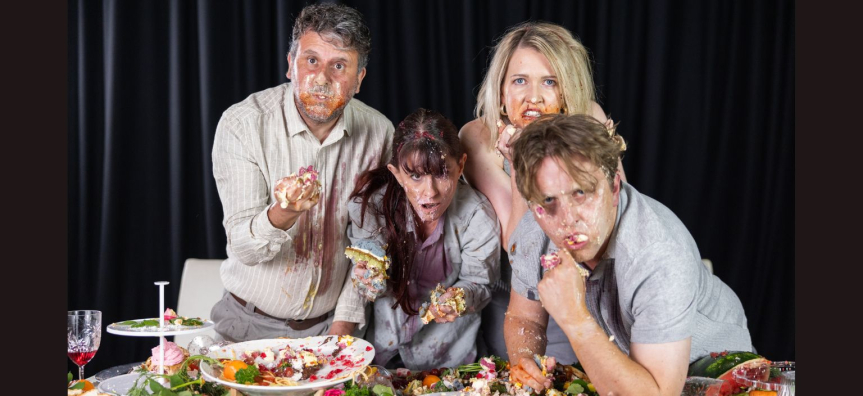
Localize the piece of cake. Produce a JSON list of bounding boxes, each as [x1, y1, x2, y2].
[[275, 165, 322, 208], [540, 252, 561, 270], [533, 354, 556, 378], [345, 240, 391, 300], [540, 251, 591, 277], [419, 284, 467, 324]]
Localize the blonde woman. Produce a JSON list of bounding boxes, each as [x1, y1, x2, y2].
[[459, 21, 626, 363]]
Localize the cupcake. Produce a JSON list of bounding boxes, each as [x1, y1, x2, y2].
[[142, 338, 190, 375]]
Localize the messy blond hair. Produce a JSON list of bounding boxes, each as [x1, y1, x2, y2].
[[512, 114, 622, 205], [475, 21, 596, 150]]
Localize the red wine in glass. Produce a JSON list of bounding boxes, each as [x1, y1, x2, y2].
[[68, 310, 102, 380], [68, 350, 97, 366]]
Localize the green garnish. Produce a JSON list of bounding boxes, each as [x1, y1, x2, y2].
[[126, 355, 228, 396], [131, 319, 161, 328], [344, 380, 371, 396], [179, 317, 204, 326], [769, 366, 782, 379], [234, 365, 261, 385], [490, 382, 508, 394], [565, 382, 585, 395], [372, 384, 394, 396]]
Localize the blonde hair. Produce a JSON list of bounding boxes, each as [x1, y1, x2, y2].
[[475, 21, 596, 150]]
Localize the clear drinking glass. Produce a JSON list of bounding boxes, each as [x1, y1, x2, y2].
[[68, 310, 102, 380]]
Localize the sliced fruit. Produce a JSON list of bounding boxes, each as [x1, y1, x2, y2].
[[422, 374, 441, 387], [688, 351, 770, 396]]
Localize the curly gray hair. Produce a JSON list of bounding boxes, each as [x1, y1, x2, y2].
[[288, 3, 372, 71]]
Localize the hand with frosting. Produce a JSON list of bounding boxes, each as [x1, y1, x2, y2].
[[273, 165, 322, 212], [419, 285, 466, 324], [509, 356, 553, 391], [351, 260, 388, 301], [495, 119, 521, 162]]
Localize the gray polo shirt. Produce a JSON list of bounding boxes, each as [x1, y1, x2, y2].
[[510, 182, 753, 363]]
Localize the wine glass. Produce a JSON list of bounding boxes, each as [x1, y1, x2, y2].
[[68, 310, 102, 381]]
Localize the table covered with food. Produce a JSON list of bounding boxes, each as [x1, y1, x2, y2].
[[68, 332, 794, 396]]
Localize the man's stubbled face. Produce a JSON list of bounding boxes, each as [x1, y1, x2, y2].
[[530, 155, 620, 269], [288, 31, 366, 125]]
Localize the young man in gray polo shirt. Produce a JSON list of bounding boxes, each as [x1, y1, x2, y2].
[[505, 114, 752, 396]]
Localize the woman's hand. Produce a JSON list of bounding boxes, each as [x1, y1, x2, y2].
[[427, 289, 460, 323], [495, 120, 521, 163], [351, 260, 387, 301]]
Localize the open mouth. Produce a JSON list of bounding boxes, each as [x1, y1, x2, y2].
[[563, 233, 589, 247], [523, 110, 542, 118], [420, 202, 441, 210]]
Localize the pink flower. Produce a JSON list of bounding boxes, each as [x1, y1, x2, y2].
[[163, 308, 177, 321], [324, 389, 345, 396]]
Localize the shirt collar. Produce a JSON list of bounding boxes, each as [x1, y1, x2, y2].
[[418, 216, 446, 250], [283, 82, 350, 139]]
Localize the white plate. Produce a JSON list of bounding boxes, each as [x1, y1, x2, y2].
[[201, 336, 375, 396], [97, 373, 151, 395], [107, 318, 214, 337]]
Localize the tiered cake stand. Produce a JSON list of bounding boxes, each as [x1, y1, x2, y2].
[[106, 281, 214, 376]]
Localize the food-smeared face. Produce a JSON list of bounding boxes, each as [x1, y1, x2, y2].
[[288, 31, 366, 124], [529, 155, 619, 268], [501, 47, 562, 128], [388, 152, 466, 226]]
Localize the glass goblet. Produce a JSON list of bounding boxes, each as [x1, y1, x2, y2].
[[68, 310, 102, 380]]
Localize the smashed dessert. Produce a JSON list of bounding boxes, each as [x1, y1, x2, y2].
[[540, 252, 561, 270], [275, 165, 322, 208], [419, 284, 467, 324], [540, 251, 591, 277], [345, 240, 391, 301]]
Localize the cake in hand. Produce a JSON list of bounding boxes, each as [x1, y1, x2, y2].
[[540, 252, 561, 270], [275, 165, 322, 208], [345, 240, 391, 301], [419, 284, 467, 324], [540, 251, 591, 277], [142, 338, 190, 375]]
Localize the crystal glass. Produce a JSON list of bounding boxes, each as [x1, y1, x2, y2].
[[68, 310, 102, 380]]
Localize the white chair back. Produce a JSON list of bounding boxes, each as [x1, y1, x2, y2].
[[702, 258, 714, 275], [173, 258, 224, 348]]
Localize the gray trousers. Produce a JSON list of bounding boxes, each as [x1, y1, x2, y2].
[[210, 291, 333, 342]]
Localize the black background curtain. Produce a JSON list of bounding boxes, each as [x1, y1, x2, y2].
[[69, 0, 794, 374]]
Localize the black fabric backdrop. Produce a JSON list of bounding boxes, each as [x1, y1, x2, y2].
[[69, 0, 794, 374]]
